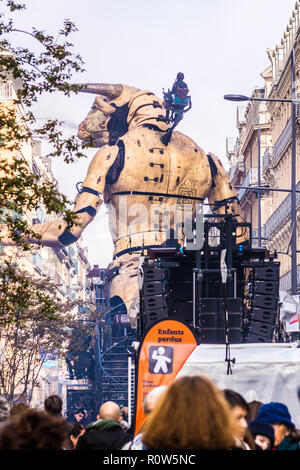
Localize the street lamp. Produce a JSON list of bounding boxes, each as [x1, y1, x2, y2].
[[224, 48, 298, 294], [224, 94, 299, 103]]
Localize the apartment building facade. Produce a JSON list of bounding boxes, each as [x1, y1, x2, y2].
[[228, 1, 300, 293]]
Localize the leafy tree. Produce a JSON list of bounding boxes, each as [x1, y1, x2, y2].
[[0, 0, 92, 247], [0, 2, 97, 402], [0, 258, 95, 403]]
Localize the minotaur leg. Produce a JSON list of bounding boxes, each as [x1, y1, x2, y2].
[[160, 111, 184, 146]]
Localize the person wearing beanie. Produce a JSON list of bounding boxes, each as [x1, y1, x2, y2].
[[248, 418, 274, 450], [256, 402, 300, 450]]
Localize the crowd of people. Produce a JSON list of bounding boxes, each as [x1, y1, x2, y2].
[[0, 375, 299, 451]]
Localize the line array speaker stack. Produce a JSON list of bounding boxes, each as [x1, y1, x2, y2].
[[199, 298, 242, 344], [140, 264, 169, 330], [245, 262, 280, 343]]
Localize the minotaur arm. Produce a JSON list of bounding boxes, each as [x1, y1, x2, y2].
[[0, 144, 120, 247], [206, 152, 249, 245]]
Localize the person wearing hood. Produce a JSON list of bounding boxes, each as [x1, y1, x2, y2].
[[75, 401, 131, 450], [256, 402, 300, 450], [248, 418, 274, 450]]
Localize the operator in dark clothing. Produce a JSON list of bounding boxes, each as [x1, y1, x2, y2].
[[171, 72, 189, 102], [164, 72, 189, 123], [161, 72, 191, 146], [75, 401, 131, 450]]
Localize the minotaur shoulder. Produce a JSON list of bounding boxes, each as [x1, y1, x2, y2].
[[81, 143, 120, 195]]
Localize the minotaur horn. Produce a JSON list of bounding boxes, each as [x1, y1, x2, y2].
[[77, 83, 124, 99]]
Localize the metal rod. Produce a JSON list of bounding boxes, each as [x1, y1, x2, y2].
[[234, 185, 300, 193], [192, 270, 197, 328], [233, 271, 237, 298], [257, 125, 261, 247], [128, 356, 132, 428], [251, 97, 299, 103], [291, 47, 297, 295]]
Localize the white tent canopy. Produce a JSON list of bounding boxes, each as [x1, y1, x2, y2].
[[177, 343, 300, 428]]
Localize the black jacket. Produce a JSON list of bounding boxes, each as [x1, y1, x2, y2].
[[75, 419, 131, 450], [171, 79, 188, 96]]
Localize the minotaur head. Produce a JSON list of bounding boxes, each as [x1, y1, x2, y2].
[[77, 83, 169, 147]]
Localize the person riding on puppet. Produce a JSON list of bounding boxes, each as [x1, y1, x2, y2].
[[160, 72, 192, 146]]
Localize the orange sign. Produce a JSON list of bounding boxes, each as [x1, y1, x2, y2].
[[134, 318, 198, 435]]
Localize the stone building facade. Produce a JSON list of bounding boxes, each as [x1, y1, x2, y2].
[[0, 76, 91, 302], [228, 1, 300, 293], [0, 75, 93, 407]]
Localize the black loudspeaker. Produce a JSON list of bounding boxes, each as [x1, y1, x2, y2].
[[141, 265, 168, 329], [142, 307, 168, 329], [171, 281, 193, 301], [248, 321, 274, 340], [172, 301, 193, 322], [251, 308, 277, 325], [200, 328, 242, 344], [143, 294, 168, 311], [253, 293, 278, 310], [200, 312, 241, 328], [245, 261, 280, 344], [198, 298, 242, 344], [255, 280, 279, 296], [245, 333, 271, 343], [254, 265, 280, 281], [142, 280, 166, 296], [143, 266, 165, 281]]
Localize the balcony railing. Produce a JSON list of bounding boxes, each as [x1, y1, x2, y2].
[[273, 118, 292, 166], [54, 272, 67, 294], [279, 265, 300, 292], [264, 181, 300, 239], [33, 251, 43, 271], [230, 161, 245, 181], [238, 167, 258, 201], [262, 146, 274, 172]]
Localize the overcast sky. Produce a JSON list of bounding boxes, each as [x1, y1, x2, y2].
[[8, 0, 297, 267]]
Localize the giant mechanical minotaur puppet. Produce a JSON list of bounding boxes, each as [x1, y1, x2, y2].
[[1, 83, 248, 327]]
